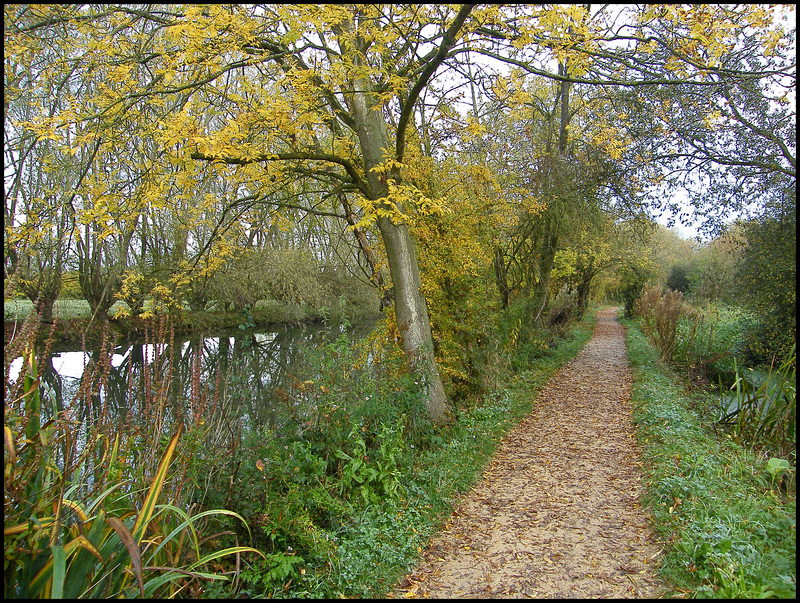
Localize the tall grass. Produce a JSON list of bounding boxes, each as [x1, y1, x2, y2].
[[4, 294, 262, 598]]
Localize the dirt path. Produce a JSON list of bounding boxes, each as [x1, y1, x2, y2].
[[390, 308, 665, 598]]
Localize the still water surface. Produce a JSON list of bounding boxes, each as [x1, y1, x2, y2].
[[8, 320, 378, 434]]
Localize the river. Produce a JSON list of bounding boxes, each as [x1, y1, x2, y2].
[[7, 319, 379, 436]]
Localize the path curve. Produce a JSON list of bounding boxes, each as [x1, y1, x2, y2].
[[391, 308, 664, 598]]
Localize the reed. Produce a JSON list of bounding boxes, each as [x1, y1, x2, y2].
[[718, 344, 796, 462], [4, 296, 263, 598]]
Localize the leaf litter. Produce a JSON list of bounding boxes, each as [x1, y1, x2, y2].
[[389, 308, 665, 598]]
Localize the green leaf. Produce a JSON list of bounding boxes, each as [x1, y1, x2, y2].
[[132, 426, 182, 544], [766, 457, 790, 475], [51, 545, 66, 599]]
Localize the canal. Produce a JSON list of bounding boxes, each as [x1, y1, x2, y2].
[[7, 318, 380, 438]]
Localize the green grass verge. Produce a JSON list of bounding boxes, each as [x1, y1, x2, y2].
[[622, 314, 796, 598]]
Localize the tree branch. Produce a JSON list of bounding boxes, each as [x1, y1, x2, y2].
[[395, 4, 475, 163], [190, 150, 371, 198]]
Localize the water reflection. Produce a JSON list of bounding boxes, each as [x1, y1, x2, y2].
[[9, 320, 378, 436]]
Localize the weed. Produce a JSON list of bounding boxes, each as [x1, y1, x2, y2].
[[634, 284, 686, 363], [671, 304, 757, 386]]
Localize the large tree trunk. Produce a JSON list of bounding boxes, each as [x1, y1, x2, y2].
[[21, 267, 60, 324], [377, 216, 451, 423], [342, 16, 452, 424]]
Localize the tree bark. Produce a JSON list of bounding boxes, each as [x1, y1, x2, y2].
[[533, 224, 559, 325], [341, 14, 452, 424], [21, 267, 60, 324]]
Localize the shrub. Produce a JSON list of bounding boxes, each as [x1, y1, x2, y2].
[[736, 206, 796, 365], [666, 264, 691, 295], [672, 305, 758, 385], [207, 246, 378, 318], [59, 271, 83, 299], [545, 289, 578, 331]]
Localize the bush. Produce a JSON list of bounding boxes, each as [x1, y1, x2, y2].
[[671, 304, 757, 384], [666, 264, 691, 295], [735, 206, 796, 365], [545, 289, 578, 330], [58, 271, 83, 299], [207, 246, 378, 318]]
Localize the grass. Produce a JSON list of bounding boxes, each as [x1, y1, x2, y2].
[[672, 303, 760, 384], [622, 313, 796, 598]]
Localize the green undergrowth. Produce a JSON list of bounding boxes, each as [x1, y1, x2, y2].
[[622, 316, 796, 598], [207, 308, 597, 598], [332, 310, 597, 598]]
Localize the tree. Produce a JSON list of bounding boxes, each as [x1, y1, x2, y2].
[[736, 194, 796, 363], [477, 64, 650, 323], [4, 17, 89, 321], [688, 226, 742, 304], [665, 264, 691, 295], [601, 221, 660, 318], [649, 225, 696, 288], [5, 4, 481, 424], [6, 4, 795, 423], [552, 213, 631, 317], [469, 4, 795, 234]]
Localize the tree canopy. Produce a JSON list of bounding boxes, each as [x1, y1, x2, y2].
[[5, 3, 796, 421]]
